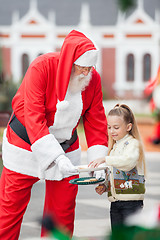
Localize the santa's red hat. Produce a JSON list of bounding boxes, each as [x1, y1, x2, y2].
[[56, 30, 98, 101]]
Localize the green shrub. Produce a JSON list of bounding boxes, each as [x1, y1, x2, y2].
[[0, 80, 19, 112]]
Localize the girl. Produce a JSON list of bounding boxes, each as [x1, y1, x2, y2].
[[89, 103, 146, 229]]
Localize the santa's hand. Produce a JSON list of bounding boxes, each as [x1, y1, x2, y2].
[[93, 169, 105, 179], [55, 155, 78, 175], [92, 163, 106, 179], [89, 169, 105, 179]]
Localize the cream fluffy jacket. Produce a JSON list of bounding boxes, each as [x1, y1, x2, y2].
[[106, 134, 144, 175], [105, 134, 145, 202]]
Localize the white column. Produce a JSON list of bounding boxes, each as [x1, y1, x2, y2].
[[134, 53, 143, 96]]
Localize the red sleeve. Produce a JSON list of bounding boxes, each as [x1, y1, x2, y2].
[[24, 64, 50, 144], [82, 70, 108, 148]]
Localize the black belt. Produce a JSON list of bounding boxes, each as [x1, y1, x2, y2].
[[9, 113, 78, 151], [60, 130, 77, 151], [9, 114, 31, 145]]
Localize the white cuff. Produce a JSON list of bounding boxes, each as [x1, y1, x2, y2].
[[87, 145, 108, 163], [31, 134, 64, 172]]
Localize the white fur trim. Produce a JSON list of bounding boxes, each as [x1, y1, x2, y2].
[[2, 129, 81, 180], [31, 134, 64, 177], [74, 50, 98, 67], [87, 145, 108, 163], [56, 100, 69, 110], [49, 90, 83, 143], [2, 128, 36, 176], [153, 85, 160, 109]]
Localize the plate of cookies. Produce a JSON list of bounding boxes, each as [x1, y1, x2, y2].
[[69, 177, 105, 185], [75, 164, 107, 173]]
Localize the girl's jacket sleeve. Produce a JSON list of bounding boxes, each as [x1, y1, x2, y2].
[[105, 139, 140, 172]]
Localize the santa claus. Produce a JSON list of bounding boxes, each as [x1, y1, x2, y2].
[[0, 30, 108, 239]]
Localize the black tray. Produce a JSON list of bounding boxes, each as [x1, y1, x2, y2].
[[69, 177, 105, 185]]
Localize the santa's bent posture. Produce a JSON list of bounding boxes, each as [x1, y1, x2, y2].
[[0, 30, 108, 239]]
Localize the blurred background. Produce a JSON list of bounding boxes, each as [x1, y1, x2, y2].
[[0, 0, 160, 239]]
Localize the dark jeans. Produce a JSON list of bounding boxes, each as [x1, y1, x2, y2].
[[110, 200, 143, 230]]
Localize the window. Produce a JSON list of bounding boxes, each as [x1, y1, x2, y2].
[[143, 54, 151, 82], [126, 54, 134, 82], [22, 54, 29, 77]]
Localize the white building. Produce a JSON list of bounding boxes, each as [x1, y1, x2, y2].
[[0, 0, 160, 99]]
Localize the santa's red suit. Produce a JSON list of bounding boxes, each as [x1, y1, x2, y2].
[[145, 66, 160, 144], [0, 30, 108, 239]]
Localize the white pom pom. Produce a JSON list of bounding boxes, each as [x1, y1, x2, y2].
[[56, 100, 69, 110]]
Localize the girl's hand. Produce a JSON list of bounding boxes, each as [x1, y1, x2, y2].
[[95, 184, 106, 195], [88, 157, 106, 168]]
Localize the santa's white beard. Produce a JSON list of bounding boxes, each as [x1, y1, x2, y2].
[[68, 71, 92, 93]]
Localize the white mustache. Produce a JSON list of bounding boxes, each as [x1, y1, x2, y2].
[[68, 71, 92, 93]]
